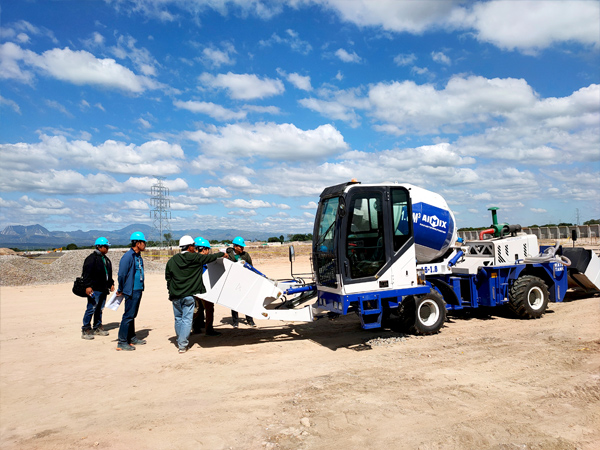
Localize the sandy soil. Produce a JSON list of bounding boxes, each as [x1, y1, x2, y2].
[[1, 255, 599, 450]]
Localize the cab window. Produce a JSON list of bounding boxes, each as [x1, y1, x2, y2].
[[346, 192, 385, 278], [391, 188, 411, 251]]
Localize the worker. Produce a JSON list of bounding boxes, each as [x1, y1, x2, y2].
[[194, 238, 221, 336], [227, 236, 256, 328], [165, 235, 228, 354], [115, 231, 147, 351], [190, 236, 206, 335], [80, 237, 115, 340]]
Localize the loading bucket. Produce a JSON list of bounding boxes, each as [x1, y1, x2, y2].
[[562, 248, 600, 294], [200, 258, 313, 322]]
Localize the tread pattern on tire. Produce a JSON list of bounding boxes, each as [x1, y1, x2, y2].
[[508, 275, 549, 319], [401, 291, 446, 335]]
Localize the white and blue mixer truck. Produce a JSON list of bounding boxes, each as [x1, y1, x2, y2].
[[201, 180, 598, 335]]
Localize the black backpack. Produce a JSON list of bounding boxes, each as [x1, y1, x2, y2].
[[72, 276, 87, 297], [73, 252, 95, 297]]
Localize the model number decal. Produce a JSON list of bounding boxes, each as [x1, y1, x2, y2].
[[422, 265, 439, 274]]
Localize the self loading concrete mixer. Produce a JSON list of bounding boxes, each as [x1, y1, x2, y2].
[[201, 181, 599, 335]]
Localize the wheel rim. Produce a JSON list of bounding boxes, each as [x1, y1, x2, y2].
[[527, 286, 544, 310], [418, 299, 440, 326]]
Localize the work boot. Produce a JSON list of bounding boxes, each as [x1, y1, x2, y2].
[[232, 321, 239, 328], [93, 326, 109, 336], [116, 343, 135, 351], [130, 337, 146, 345], [205, 329, 221, 336], [247, 318, 256, 327], [81, 329, 95, 340], [178, 347, 187, 354]]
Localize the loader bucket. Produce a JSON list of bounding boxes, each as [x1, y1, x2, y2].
[[200, 258, 314, 322], [562, 248, 600, 295]]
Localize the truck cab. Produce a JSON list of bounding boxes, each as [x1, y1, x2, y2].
[[312, 181, 433, 329]]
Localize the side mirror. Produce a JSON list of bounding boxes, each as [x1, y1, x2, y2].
[[338, 197, 346, 218], [288, 245, 295, 262]]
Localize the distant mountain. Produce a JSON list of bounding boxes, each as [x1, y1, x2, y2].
[[0, 224, 283, 249], [1, 224, 51, 237]]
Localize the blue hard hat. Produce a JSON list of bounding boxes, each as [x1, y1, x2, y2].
[[232, 236, 246, 247], [130, 231, 146, 242], [95, 237, 110, 247], [195, 237, 211, 249]]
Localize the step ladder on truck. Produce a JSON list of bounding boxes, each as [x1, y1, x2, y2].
[[201, 180, 600, 335]]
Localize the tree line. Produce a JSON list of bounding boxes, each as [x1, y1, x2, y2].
[[458, 218, 599, 232]]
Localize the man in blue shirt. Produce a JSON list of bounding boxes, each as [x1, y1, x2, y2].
[[116, 231, 147, 351]]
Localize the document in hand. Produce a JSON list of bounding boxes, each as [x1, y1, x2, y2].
[[106, 292, 124, 311]]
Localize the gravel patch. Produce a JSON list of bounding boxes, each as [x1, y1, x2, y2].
[[0, 250, 166, 286], [365, 335, 408, 346]]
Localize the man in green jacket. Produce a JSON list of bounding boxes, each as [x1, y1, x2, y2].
[[165, 235, 228, 353]]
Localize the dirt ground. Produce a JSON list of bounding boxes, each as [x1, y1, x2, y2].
[[1, 255, 599, 450]]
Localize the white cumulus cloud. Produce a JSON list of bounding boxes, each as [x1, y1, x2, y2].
[[431, 51, 451, 65], [174, 100, 246, 121], [0, 135, 185, 176], [186, 122, 349, 160], [317, 0, 599, 53], [201, 43, 236, 68], [259, 29, 312, 54], [0, 43, 165, 93], [335, 48, 361, 63], [199, 72, 284, 100], [300, 201, 318, 209], [223, 199, 273, 209], [464, 0, 600, 53], [286, 72, 312, 91]]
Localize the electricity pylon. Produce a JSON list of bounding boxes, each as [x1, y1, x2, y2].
[[150, 177, 172, 248]]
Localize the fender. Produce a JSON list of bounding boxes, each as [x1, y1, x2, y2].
[[428, 278, 460, 306]]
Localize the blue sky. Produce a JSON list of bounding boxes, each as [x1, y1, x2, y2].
[[1, 0, 599, 236]]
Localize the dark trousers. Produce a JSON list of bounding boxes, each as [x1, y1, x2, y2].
[[192, 298, 205, 332], [82, 291, 107, 331], [118, 290, 143, 344], [202, 299, 215, 331], [231, 310, 253, 324], [193, 299, 217, 333]]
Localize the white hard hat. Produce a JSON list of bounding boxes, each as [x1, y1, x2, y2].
[[179, 235, 195, 248]]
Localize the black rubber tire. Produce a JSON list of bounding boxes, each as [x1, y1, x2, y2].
[[400, 291, 446, 335], [508, 275, 549, 319]]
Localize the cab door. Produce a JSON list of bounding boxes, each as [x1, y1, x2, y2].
[[340, 186, 415, 290], [340, 187, 390, 285]]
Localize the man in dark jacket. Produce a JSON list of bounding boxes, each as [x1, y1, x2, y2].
[[81, 237, 115, 340], [165, 235, 228, 353], [226, 236, 256, 328]]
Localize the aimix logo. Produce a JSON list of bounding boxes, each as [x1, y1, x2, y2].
[[413, 211, 448, 231], [422, 214, 448, 230]]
